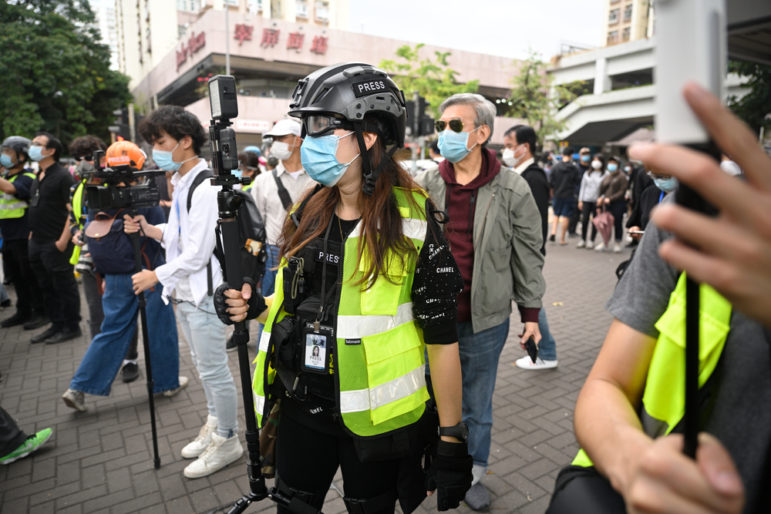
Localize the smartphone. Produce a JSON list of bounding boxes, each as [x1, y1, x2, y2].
[[524, 336, 538, 364], [628, 230, 645, 236]]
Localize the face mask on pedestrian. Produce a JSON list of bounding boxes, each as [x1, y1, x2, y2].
[[300, 131, 359, 187], [653, 176, 678, 193], [437, 126, 480, 163], [502, 145, 524, 168], [607, 163, 618, 172], [581, 154, 591, 164], [270, 139, 295, 161], [624, 166, 632, 174], [591, 160, 602, 170], [28, 144, 45, 162], [0, 153, 15, 169], [152, 141, 195, 172]]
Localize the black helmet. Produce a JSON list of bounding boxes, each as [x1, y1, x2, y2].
[[289, 63, 406, 195], [1, 136, 31, 161]]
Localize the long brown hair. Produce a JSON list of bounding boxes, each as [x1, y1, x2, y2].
[[279, 137, 422, 288]]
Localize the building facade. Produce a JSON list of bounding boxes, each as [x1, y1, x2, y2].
[[604, 0, 653, 46]]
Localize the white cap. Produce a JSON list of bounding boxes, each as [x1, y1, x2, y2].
[[265, 117, 302, 137]]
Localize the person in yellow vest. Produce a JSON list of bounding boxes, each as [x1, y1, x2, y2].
[[236, 150, 260, 193], [216, 63, 472, 513], [0, 136, 46, 329], [547, 84, 771, 513]]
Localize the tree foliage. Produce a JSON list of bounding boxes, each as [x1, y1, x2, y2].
[[380, 44, 479, 118], [0, 0, 131, 149], [505, 52, 576, 148], [727, 60, 771, 136]]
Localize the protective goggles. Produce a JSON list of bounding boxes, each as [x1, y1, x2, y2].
[[434, 118, 466, 133], [303, 115, 353, 137]]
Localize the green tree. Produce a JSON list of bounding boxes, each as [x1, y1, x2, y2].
[[727, 60, 771, 137], [380, 44, 479, 119], [505, 52, 576, 149], [0, 0, 131, 149]]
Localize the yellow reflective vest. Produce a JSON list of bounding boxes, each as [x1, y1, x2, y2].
[[572, 273, 732, 467], [253, 187, 431, 437], [0, 171, 36, 220], [69, 181, 87, 265]]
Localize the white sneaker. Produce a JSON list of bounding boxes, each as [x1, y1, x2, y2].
[[183, 432, 243, 479], [586, 240, 594, 249], [181, 415, 217, 459], [594, 242, 606, 252], [613, 243, 622, 253], [515, 356, 558, 370], [162, 376, 189, 397], [62, 389, 86, 412], [576, 239, 585, 248]]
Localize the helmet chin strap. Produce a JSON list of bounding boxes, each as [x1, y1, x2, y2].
[[354, 124, 397, 196]]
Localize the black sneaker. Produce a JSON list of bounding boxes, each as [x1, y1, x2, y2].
[[46, 326, 82, 344], [31, 325, 59, 344], [121, 362, 139, 383], [1, 311, 28, 328], [1, 299, 11, 308], [548, 234, 556, 243], [226, 334, 238, 352], [23, 313, 48, 331]]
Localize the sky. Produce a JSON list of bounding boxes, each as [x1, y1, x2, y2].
[[349, 0, 606, 60]]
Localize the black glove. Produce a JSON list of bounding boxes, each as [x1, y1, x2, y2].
[[213, 279, 266, 325], [425, 440, 473, 511]]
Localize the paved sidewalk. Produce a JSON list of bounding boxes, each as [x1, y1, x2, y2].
[[0, 241, 631, 514]]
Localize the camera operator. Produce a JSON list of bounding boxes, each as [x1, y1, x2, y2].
[[124, 106, 241, 480], [61, 141, 187, 413], [0, 136, 46, 329]]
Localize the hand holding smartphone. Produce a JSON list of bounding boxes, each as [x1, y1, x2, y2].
[[524, 336, 538, 364]]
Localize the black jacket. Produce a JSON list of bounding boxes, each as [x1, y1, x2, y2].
[[550, 161, 581, 199], [520, 162, 550, 255]]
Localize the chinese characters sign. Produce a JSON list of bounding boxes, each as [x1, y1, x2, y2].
[[239, 26, 327, 55], [176, 31, 206, 71]]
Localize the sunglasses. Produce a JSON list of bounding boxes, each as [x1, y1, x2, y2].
[[303, 115, 352, 137], [76, 155, 93, 162], [434, 119, 465, 133]]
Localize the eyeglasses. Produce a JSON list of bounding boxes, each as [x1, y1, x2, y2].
[[76, 155, 93, 162], [434, 119, 465, 133], [303, 115, 352, 137]]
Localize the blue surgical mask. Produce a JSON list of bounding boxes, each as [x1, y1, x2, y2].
[[437, 127, 479, 163], [0, 154, 15, 169], [581, 154, 590, 163], [653, 176, 678, 193], [232, 168, 243, 179], [300, 132, 359, 187], [152, 142, 195, 172], [28, 145, 44, 162], [607, 163, 618, 173]]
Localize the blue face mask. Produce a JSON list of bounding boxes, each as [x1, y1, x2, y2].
[[581, 154, 590, 163], [301, 132, 360, 187], [437, 127, 479, 163], [152, 142, 195, 172], [607, 163, 618, 173], [653, 176, 678, 193], [232, 168, 243, 179], [28, 145, 44, 162], [0, 154, 15, 169]]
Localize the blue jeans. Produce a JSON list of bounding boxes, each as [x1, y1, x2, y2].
[[256, 244, 281, 343], [70, 274, 180, 396], [538, 308, 558, 361], [457, 319, 510, 469], [176, 296, 238, 437]]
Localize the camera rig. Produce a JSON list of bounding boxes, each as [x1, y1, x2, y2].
[[83, 150, 165, 211]]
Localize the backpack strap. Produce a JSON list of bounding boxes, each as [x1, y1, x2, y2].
[[186, 168, 216, 295], [272, 169, 294, 211]]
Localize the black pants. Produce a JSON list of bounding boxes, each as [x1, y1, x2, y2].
[[276, 401, 401, 513], [0, 407, 27, 457], [568, 196, 581, 235], [608, 200, 627, 242], [580, 201, 598, 242], [547, 465, 626, 514], [28, 239, 80, 330], [2, 239, 43, 316]]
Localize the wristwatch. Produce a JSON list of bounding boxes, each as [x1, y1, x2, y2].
[[439, 422, 468, 442]]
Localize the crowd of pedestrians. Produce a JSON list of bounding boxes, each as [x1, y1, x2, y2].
[[1, 63, 768, 514]]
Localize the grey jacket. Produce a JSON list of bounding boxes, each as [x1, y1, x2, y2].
[[415, 166, 545, 334]]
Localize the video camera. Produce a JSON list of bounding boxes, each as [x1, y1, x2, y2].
[[84, 150, 165, 211]]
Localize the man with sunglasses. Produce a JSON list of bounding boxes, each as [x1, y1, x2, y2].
[[415, 93, 545, 511]]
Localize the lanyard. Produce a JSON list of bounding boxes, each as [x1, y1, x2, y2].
[[659, 191, 665, 204], [315, 215, 336, 330], [174, 197, 181, 236]]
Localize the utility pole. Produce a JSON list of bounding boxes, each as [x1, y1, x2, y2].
[[225, 3, 231, 75]]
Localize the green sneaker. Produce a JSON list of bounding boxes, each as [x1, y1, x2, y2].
[[0, 428, 53, 465]]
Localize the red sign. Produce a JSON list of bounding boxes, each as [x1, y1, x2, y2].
[[176, 31, 206, 71], [234, 24, 253, 46], [287, 32, 304, 51], [310, 35, 328, 55], [261, 28, 280, 48]]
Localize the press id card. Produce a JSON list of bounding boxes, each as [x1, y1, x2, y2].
[[302, 322, 333, 374]]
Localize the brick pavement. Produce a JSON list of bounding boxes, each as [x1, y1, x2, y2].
[[0, 241, 632, 514]]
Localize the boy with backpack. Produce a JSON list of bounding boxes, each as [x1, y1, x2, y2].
[[125, 106, 242, 479]]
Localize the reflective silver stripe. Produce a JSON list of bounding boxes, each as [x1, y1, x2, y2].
[[348, 218, 427, 241], [258, 329, 271, 353], [255, 392, 265, 414], [336, 301, 414, 339], [339, 365, 426, 414], [0, 201, 27, 210]]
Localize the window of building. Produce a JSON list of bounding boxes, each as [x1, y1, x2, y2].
[[607, 30, 619, 44], [609, 8, 620, 25], [623, 4, 633, 22], [224, 0, 238, 5], [296, 0, 308, 18], [249, 0, 263, 12], [622, 26, 631, 41], [315, 0, 329, 21], [177, 0, 200, 11]]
